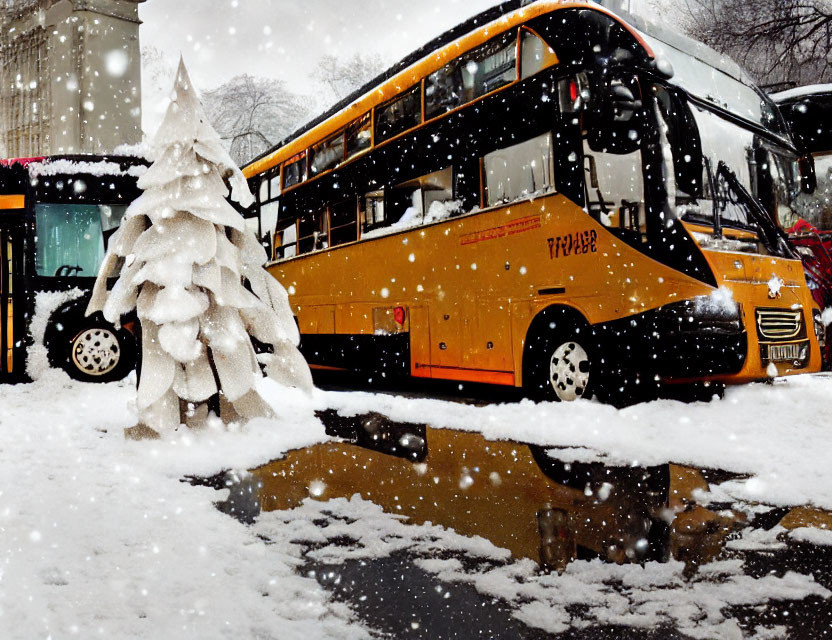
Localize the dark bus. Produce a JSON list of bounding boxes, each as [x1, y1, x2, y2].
[[0, 155, 144, 382], [773, 85, 832, 361]]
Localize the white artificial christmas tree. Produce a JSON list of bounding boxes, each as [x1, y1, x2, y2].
[[88, 58, 311, 434]]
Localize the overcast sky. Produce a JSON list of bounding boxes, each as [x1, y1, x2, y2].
[[139, 0, 499, 91], [137, 0, 672, 133]]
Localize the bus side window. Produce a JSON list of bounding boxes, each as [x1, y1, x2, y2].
[[420, 167, 455, 216], [483, 132, 555, 206], [346, 113, 371, 159], [274, 219, 297, 260], [361, 191, 386, 232], [519, 29, 558, 80], [310, 132, 345, 176], [283, 153, 307, 190], [375, 85, 421, 143], [385, 187, 418, 226], [269, 172, 281, 199], [297, 208, 329, 254], [425, 29, 517, 119], [260, 199, 280, 257], [583, 141, 645, 239], [330, 198, 358, 246]]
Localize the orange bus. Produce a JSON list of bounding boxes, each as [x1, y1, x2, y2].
[[242, 1, 823, 402]]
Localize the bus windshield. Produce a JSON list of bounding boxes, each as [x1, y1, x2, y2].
[[682, 107, 797, 224], [660, 96, 799, 251], [35, 203, 127, 278], [643, 33, 784, 137]]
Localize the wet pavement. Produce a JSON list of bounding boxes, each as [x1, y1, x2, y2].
[[198, 404, 832, 638]]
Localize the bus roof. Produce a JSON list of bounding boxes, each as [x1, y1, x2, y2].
[[617, 9, 786, 139], [243, 0, 652, 179], [773, 84, 832, 103]]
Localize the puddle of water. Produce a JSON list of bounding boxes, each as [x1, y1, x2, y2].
[[779, 506, 832, 531], [249, 411, 751, 572]]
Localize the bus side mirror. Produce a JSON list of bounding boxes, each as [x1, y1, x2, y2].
[[609, 83, 641, 123], [659, 88, 703, 197], [799, 154, 817, 194], [584, 73, 642, 154]]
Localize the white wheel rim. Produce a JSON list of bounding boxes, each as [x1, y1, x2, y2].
[[549, 341, 590, 401], [71, 328, 120, 376]]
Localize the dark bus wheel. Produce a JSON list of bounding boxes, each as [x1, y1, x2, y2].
[[62, 321, 136, 382], [524, 320, 597, 402]]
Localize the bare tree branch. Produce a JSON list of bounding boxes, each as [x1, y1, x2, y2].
[[681, 0, 832, 86], [202, 74, 312, 166]]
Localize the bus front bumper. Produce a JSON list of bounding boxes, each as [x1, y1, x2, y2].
[[595, 297, 820, 386]]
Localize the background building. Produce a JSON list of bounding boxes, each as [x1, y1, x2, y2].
[[0, 0, 145, 157]]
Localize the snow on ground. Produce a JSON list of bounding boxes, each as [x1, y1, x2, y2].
[[256, 496, 827, 640], [0, 372, 367, 640], [1, 370, 832, 637]]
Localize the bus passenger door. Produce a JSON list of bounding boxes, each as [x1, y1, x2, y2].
[[0, 220, 24, 379], [462, 299, 513, 375], [429, 302, 464, 373]]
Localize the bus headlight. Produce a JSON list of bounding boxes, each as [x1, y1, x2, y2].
[[661, 297, 743, 335]]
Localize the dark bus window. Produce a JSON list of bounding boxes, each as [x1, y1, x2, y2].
[[297, 209, 328, 254], [283, 153, 307, 190], [425, 29, 517, 119], [346, 113, 372, 158], [375, 85, 421, 143], [330, 198, 358, 246], [310, 133, 345, 176], [361, 190, 386, 231], [274, 219, 297, 260]]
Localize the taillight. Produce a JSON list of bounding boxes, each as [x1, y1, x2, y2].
[[393, 306, 406, 325]]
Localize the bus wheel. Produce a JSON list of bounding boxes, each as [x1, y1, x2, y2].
[[61, 321, 136, 382], [524, 319, 597, 402]]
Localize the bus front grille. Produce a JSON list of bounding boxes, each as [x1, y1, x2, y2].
[[755, 308, 804, 341]]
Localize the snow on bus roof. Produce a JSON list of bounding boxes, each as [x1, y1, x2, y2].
[[25, 157, 148, 180], [773, 84, 832, 103]]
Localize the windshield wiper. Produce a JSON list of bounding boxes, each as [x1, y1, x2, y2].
[[714, 161, 797, 259]]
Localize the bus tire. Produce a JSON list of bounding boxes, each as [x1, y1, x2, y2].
[[523, 312, 599, 402], [55, 318, 136, 383]]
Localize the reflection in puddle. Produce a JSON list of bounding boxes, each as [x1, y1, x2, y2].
[[249, 411, 745, 573]]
